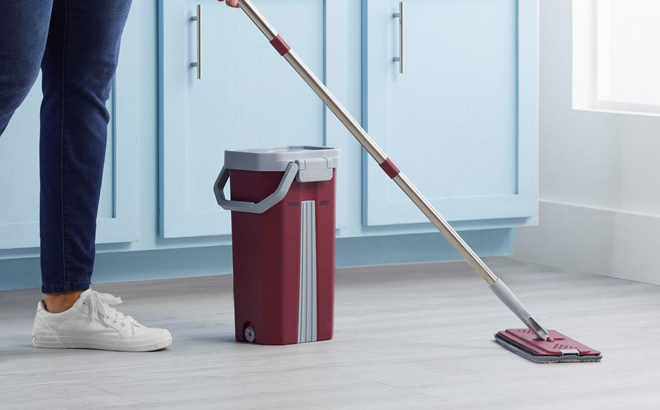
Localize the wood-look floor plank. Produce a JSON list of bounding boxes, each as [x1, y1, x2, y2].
[[1, 257, 659, 409]]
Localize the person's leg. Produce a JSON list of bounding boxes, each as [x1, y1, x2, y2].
[[39, 0, 132, 307], [0, 0, 53, 136], [32, 0, 172, 351]]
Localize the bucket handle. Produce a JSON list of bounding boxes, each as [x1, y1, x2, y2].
[[214, 162, 299, 214]]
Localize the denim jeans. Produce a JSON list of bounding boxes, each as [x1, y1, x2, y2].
[[0, 0, 132, 293]]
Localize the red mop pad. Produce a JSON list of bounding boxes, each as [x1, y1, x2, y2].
[[495, 329, 602, 363]]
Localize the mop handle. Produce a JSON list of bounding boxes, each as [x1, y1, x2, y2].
[[236, 0, 550, 340]]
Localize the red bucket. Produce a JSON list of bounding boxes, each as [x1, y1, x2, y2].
[[215, 146, 340, 345]]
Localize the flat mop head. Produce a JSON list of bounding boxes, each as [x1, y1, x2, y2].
[[495, 329, 602, 363]]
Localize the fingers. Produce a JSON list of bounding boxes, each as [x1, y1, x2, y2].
[[217, 0, 239, 7]]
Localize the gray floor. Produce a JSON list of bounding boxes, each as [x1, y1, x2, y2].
[[1, 257, 659, 409]]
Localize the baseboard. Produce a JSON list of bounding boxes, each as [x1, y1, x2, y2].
[[513, 201, 660, 285], [0, 229, 513, 291]]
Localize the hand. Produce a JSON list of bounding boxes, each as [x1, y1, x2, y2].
[[218, 0, 239, 8]]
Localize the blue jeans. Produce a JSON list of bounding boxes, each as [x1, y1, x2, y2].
[[0, 0, 132, 293]]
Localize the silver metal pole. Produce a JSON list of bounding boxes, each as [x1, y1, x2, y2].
[[283, 51, 388, 164], [236, 0, 550, 341], [393, 173, 498, 284]]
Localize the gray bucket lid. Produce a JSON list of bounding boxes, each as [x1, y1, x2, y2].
[[224, 145, 340, 172]]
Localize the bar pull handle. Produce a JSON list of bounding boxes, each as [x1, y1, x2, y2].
[[393, 2, 405, 74], [191, 4, 203, 79]]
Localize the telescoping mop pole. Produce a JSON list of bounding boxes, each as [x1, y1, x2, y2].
[[237, 0, 551, 341]]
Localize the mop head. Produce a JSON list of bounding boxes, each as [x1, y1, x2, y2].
[[495, 329, 602, 363]]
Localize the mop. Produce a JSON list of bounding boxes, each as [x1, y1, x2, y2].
[[233, 0, 602, 363]]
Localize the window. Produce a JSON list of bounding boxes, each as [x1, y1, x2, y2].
[[573, 0, 660, 116]]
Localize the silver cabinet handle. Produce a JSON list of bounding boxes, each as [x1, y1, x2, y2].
[[393, 2, 405, 74], [191, 4, 203, 79]]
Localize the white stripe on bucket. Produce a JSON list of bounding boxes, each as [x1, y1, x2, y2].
[[298, 200, 317, 343]]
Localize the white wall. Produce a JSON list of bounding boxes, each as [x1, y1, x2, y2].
[[512, 0, 660, 284]]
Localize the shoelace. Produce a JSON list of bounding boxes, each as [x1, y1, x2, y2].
[[85, 291, 140, 332]]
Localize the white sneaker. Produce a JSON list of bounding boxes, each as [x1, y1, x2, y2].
[[32, 289, 172, 352]]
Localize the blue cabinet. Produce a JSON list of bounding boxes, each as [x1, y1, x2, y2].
[[159, 0, 350, 238], [0, 10, 140, 250], [0, 0, 537, 270], [363, 0, 538, 226]]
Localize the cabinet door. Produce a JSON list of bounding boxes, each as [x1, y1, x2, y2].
[[0, 10, 139, 250], [363, 0, 538, 226], [160, 0, 349, 238]]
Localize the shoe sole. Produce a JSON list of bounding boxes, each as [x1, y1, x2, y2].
[[32, 330, 172, 352]]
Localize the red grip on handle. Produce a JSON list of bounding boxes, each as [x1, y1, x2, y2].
[[270, 35, 291, 56], [380, 158, 400, 179]]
